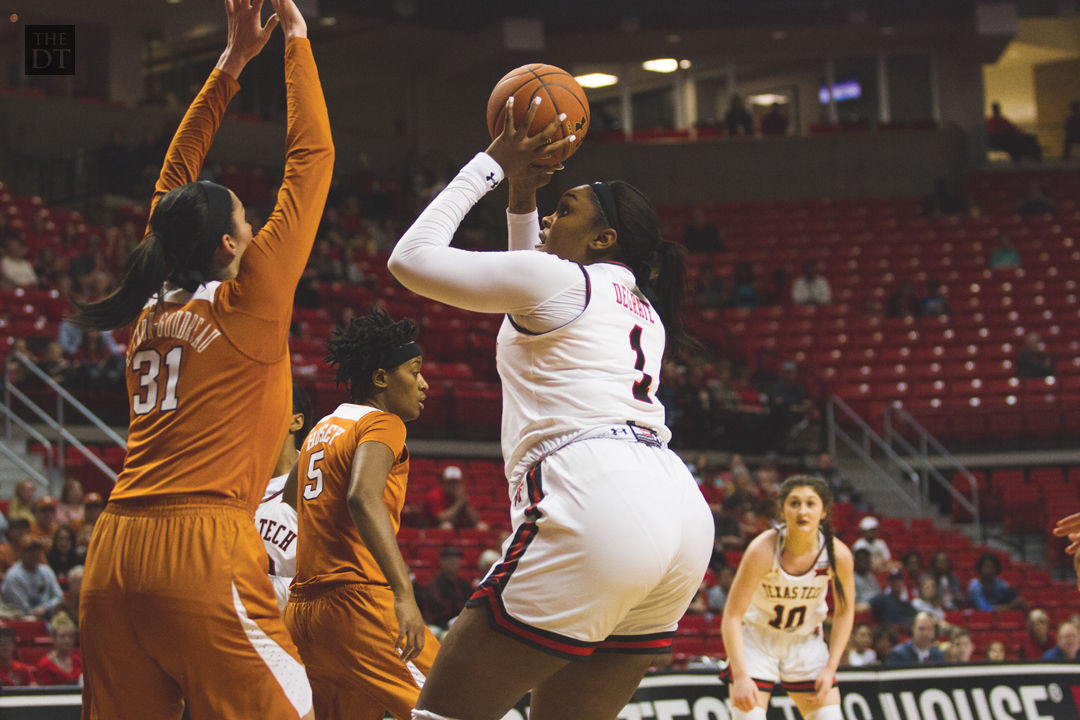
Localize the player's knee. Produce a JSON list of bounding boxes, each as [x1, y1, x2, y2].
[[731, 707, 767, 720], [803, 705, 843, 720], [412, 710, 462, 720]]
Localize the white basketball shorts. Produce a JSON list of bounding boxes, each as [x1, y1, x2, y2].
[[468, 434, 714, 659], [721, 623, 832, 693]]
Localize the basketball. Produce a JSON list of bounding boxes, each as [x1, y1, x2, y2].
[[486, 63, 590, 165]]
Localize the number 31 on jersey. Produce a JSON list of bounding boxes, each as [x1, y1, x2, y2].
[[132, 347, 183, 415]]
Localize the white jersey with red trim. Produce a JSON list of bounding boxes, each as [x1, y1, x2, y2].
[[256, 473, 297, 611], [744, 525, 832, 636], [496, 261, 670, 483]]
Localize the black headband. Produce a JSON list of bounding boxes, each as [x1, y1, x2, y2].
[[591, 181, 622, 238], [381, 341, 422, 370]]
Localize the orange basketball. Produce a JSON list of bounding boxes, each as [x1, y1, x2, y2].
[[486, 63, 590, 165]]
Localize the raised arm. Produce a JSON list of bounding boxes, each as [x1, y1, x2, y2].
[[146, 0, 279, 229], [229, 0, 334, 318]]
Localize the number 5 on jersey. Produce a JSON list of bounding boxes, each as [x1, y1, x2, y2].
[[303, 449, 325, 500], [131, 347, 183, 415]]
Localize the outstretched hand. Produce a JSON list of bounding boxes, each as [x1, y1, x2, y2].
[[486, 96, 573, 186], [270, 0, 308, 40], [1053, 512, 1080, 554], [217, 0, 279, 79]]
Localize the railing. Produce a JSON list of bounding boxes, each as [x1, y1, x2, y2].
[[0, 401, 54, 490], [826, 396, 924, 513], [883, 403, 982, 542], [4, 353, 124, 486]]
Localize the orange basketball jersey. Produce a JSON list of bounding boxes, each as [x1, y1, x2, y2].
[[292, 404, 410, 591], [109, 41, 333, 510]]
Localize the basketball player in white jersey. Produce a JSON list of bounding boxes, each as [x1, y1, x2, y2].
[[388, 97, 714, 720], [256, 384, 312, 611], [721, 476, 855, 720]]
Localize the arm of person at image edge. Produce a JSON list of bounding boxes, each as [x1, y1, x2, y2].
[[387, 99, 579, 315], [817, 540, 855, 705], [719, 530, 774, 714], [347, 425, 425, 663], [1053, 511, 1080, 592]]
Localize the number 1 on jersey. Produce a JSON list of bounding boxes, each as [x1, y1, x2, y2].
[[628, 325, 653, 403]]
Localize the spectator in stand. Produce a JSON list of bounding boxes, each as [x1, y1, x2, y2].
[[768, 361, 811, 450], [967, 553, 1026, 612], [986, 641, 1007, 661], [1017, 332, 1055, 378], [911, 575, 947, 624], [791, 261, 831, 306], [1020, 608, 1056, 658], [922, 551, 965, 610], [949, 628, 974, 663], [1015, 179, 1056, 216], [900, 550, 923, 601], [34, 615, 81, 685], [695, 266, 727, 309], [761, 267, 790, 307], [887, 280, 921, 318], [682, 208, 722, 253], [885, 612, 946, 666], [986, 102, 1042, 162], [844, 622, 877, 666], [1064, 101, 1080, 160], [0, 518, 30, 578], [37, 343, 71, 386], [1043, 621, 1079, 660], [309, 238, 345, 282], [422, 465, 488, 531], [989, 234, 1021, 270], [922, 176, 965, 217], [731, 262, 759, 308], [0, 235, 39, 289], [706, 563, 735, 614], [5, 339, 34, 388], [55, 480, 84, 530], [724, 93, 754, 137], [712, 505, 744, 556], [1, 535, 63, 619], [921, 280, 951, 317], [0, 626, 34, 686], [721, 465, 762, 514], [45, 526, 84, 581], [852, 516, 892, 572], [420, 546, 473, 631], [56, 565, 82, 627], [71, 327, 124, 388], [29, 497, 58, 545], [852, 547, 881, 613], [760, 103, 789, 137], [76, 493, 104, 548], [870, 568, 917, 629]]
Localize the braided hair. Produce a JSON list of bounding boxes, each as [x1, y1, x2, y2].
[[777, 474, 847, 611], [325, 305, 419, 403]]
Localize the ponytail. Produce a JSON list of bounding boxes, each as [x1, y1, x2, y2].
[[590, 181, 697, 356], [66, 180, 235, 330], [67, 235, 169, 330], [821, 514, 847, 612]]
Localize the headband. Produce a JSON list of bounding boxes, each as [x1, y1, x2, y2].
[[380, 341, 422, 370], [590, 181, 622, 238]]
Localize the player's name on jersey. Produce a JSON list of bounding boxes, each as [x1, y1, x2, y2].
[[128, 309, 223, 355], [762, 584, 825, 601], [612, 282, 655, 324], [304, 421, 347, 451]]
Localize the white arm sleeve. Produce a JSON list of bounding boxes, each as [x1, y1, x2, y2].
[[507, 209, 540, 251], [388, 153, 586, 323]]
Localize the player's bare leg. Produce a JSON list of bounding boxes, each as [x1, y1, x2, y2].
[[528, 651, 656, 720], [414, 606, 568, 720]]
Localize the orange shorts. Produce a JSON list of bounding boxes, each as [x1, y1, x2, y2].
[[80, 496, 312, 720], [284, 582, 440, 720]]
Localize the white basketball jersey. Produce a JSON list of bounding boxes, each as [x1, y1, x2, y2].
[[256, 473, 298, 611], [744, 526, 832, 636], [496, 262, 670, 481]]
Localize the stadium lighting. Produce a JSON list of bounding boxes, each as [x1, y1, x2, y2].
[[319, 16, 338, 26], [749, 94, 788, 105], [575, 73, 618, 88], [642, 58, 679, 73]]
